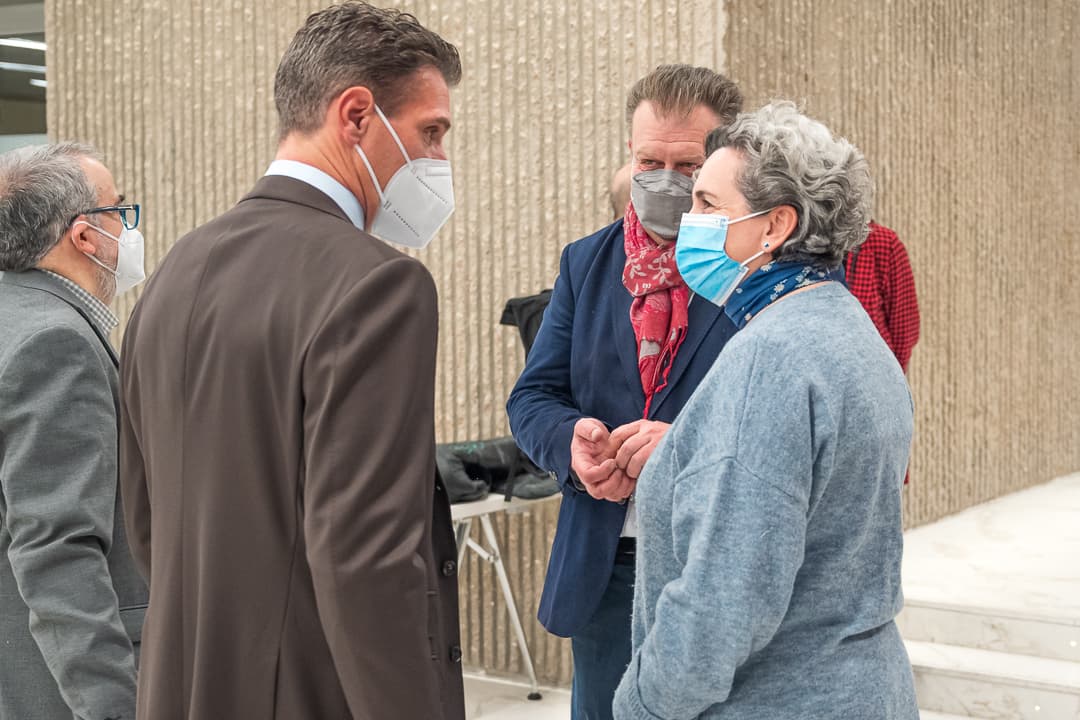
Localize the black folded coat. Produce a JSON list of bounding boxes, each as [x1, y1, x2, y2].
[[436, 437, 558, 503]]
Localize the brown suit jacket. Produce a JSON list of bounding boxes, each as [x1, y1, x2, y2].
[[119, 175, 465, 720]]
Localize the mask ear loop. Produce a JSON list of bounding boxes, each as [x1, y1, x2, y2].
[[372, 104, 413, 168], [70, 220, 120, 276], [354, 145, 387, 203], [739, 247, 769, 269], [355, 104, 415, 204], [727, 208, 776, 263]]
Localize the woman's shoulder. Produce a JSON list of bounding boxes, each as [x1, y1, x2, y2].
[[715, 283, 892, 383], [745, 283, 871, 343], [756, 280, 855, 317], [740, 282, 907, 393]]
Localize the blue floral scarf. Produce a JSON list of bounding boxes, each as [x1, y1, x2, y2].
[[725, 262, 843, 329]]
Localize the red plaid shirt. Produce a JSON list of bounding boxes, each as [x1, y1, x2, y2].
[[845, 222, 920, 372]]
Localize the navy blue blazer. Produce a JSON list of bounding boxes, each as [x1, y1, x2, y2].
[[507, 221, 738, 637]]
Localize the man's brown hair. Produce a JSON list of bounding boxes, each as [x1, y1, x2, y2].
[[274, 1, 462, 140], [625, 64, 743, 127]]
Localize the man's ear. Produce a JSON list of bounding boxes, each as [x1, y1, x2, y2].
[[331, 86, 377, 146], [761, 204, 798, 253], [69, 218, 98, 256]]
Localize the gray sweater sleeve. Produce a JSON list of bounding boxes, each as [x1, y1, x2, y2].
[[0, 326, 137, 720], [613, 460, 808, 719]]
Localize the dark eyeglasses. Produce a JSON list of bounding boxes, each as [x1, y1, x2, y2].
[[73, 204, 141, 230]]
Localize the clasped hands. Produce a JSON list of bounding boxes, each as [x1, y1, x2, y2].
[[569, 417, 670, 502]]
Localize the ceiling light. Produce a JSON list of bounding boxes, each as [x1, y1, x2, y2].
[[0, 61, 46, 74], [29, 78, 47, 88], [0, 38, 47, 52]]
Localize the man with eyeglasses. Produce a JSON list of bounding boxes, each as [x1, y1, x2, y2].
[[0, 142, 148, 720]]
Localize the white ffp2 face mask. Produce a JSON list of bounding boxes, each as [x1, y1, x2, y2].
[[354, 105, 455, 250], [74, 220, 146, 295]]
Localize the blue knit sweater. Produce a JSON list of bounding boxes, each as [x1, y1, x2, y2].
[[613, 282, 919, 720]]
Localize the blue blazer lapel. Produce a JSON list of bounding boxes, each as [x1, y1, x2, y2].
[[648, 293, 724, 418], [609, 243, 647, 419]]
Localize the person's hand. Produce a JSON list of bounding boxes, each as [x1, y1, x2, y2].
[[586, 467, 636, 503], [570, 418, 616, 484], [570, 418, 636, 502], [609, 420, 671, 480]]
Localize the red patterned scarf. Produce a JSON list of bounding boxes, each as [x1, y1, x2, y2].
[[622, 203, 690, 417]]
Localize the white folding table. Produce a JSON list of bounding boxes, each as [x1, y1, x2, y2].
[[451, 492, 559, 700]]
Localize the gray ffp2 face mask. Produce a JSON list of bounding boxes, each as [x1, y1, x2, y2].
[[630, 169, 695, 240]]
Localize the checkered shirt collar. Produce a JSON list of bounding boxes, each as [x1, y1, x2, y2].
[[41, 270, 120, 333]]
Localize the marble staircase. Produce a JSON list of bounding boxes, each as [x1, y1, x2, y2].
[[462, 475, 1080, 719], [899, 474, 1080, 719]]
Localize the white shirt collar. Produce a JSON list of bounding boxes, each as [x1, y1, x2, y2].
[[265, 160, 365, 230]]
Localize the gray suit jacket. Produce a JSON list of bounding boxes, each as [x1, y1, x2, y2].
[[0, 270, 148, 720]]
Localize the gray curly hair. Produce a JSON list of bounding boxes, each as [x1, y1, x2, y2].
[[705, 101, 873, 269]]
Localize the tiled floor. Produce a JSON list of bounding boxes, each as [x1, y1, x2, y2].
[[464, 673, 570, 720], [899, 473, 1080, 717], [901, 472, 1080, 620]]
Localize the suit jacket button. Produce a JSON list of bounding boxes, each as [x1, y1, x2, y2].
[[442, 560, 457, 577], [449, 644, 462, 663]]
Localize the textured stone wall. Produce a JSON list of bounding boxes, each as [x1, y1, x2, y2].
[[46, 0, 1080, 687], [47, 0, 723, 686], [724, 0, 1080, 528]]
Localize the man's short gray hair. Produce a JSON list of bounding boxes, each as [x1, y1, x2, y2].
[[274, 1, 462, 141], [0, 142, 101, 272], [705, 101, 874, 269]]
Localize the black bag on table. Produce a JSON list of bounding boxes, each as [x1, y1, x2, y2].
[[436, 436, 558, 504]]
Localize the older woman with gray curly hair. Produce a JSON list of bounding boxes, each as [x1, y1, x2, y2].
[[612, 101, 918, 720]]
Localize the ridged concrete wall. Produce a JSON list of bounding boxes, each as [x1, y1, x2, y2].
[[46, 0, 1079, 687], [724, 0, 1080, 529]]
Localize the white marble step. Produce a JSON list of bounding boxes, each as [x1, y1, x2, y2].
[[920, 712, 977, 720], [901, 475, 1080, 636], [898, 600, 1080, 662], [906, 640, 1080, 719]]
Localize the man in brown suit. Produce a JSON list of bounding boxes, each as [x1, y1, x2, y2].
[[119, 3, 465, 718]]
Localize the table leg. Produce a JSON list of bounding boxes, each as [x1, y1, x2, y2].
[[455, 518, 472, 568], [479, 514, 542, 700]]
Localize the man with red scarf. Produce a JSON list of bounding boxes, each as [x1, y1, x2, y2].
[[508, 65, 743, 720]]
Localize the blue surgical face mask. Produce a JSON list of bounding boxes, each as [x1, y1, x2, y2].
[[674, 210, 772, 307]]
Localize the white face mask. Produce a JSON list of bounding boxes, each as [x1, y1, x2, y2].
[[74, 220, 146, 295], [354, 104, 455, 250]]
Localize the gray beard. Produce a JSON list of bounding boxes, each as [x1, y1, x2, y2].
[[93, 263, 116, 305]]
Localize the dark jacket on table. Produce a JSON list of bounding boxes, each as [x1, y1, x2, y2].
[[119, 175, 465, 720], [506, 220, 737, 638], [0, 269, 146, 720]]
